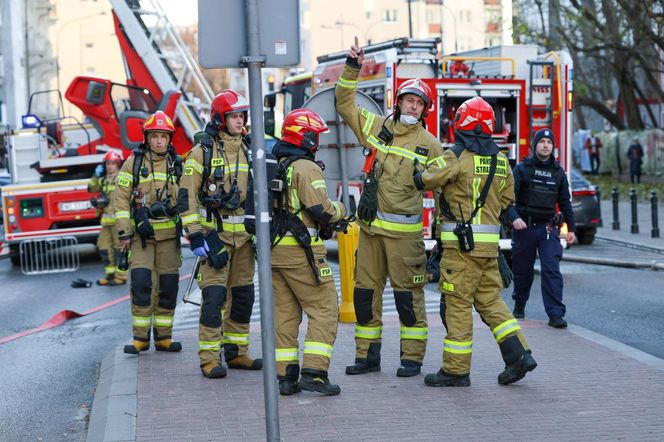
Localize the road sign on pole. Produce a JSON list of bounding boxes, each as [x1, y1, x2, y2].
[[198, 0, 301, 439], [198, 0, 300, 68]]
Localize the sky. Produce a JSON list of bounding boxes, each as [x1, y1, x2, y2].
[[159, 0, 198, 26]]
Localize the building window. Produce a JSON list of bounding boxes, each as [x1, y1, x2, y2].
[[383, 9, 397, 22], [85, 43, 94, 48]]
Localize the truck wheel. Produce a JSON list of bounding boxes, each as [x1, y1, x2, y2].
[[577, 229, 595, 245], [9, 245, 20, 266]]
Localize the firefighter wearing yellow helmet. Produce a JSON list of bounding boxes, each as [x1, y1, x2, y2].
[[114, 111, 183, 355], [413, 96, 537, 387], [336, 37, 444, 378]]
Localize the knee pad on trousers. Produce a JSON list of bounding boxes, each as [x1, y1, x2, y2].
[[130, 268, 152, 306], [394, 290, 416, 327], [353, 288, 374, 325], [439, 294, 447, 331], [278, 364, 300, 381], [200, 286, 227, 328], [229, 284, 255, 324], [498, 335, 527, 365], [158, 274, 179, 310], [99, 249, 110, 266]]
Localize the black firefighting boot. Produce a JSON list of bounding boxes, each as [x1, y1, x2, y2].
[[396, 360, 422, 377], [498, 335, 537, 385], [278, 364, 301, 396], [424, 369, 471, 387], [123, 340, 150, 355], [299, 369, 341, 396], [345, 342, 381, 375], [225, 344, 263, 370], [201, 361, 227, 379], [155, 339, 182, 352]]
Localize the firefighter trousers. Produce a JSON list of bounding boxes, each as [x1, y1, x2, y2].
[[97, 225, 121, 277], [353, 230, 428, 365], [438, 248, 530, 375], [272, 246, 338, 378], [129, 237, 181, 344], [196, 241, 256, 366], [223, 241, 256, 361]]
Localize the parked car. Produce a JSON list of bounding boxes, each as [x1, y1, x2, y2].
[[570, 169, 601, 245]]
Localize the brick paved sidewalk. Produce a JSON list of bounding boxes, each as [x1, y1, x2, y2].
[[131, 314, 664, 442]]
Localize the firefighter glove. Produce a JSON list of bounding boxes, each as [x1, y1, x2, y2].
[[206, 230, 229, 269], [189, 233, 209, 258], [94, 164, 105, 177], [357, 174, 378, 223], [498, 252, 513, 288]]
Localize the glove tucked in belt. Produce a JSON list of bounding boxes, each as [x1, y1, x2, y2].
[[498, 251, 513, 288], [357, 174, 378, 223]]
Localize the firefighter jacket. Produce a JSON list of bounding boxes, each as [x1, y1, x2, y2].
[[336, 63, 444, 239], [420, 146, 518, 258], [114, 149, 180, 242], [88, 174, 118, 226], [178, 131, 251, 248], [513, 155, 575, 231], [271, 141, 346, 268]]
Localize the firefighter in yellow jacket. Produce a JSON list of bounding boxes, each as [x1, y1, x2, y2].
[[269, 109, 347, 395], [336, 37, 444, 377], [413, 96, 537, 386], [114, 111, 183, 355], [89, 150, 126, 286], [177, 90, 262, 379]]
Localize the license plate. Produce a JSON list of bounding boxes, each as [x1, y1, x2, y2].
[[59, 201, 92, 212], [423, 198, 435, 209]]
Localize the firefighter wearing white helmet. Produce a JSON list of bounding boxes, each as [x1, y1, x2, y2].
[[89, 149, 126, 285], [177, 90, 262, 379], [413, 96, 538, 387], [114, 111, 183, 355], [336, 37, 444, 378]]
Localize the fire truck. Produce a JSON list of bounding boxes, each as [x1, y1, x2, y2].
[[1, 0, 212, 268], [269, 38, 574, 250]]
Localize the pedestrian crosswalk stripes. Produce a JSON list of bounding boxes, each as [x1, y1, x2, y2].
[[173, 263, 444, 331]]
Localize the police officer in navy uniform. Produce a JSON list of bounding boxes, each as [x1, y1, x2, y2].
[[511, 128, 576, 328]]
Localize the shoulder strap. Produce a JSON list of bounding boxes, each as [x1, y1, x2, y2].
[[438, 154, 497, 222], [131, 148, 146, 189], [199, 136, 214, 193]]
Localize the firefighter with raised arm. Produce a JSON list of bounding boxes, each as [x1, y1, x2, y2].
[[268, 109, 347, 395], [335, 37, 444, 378], [177, 90, 262, 379], [89, 150, 126, 286], [413, 96, 537, 387], [114, 111, 183, 355]]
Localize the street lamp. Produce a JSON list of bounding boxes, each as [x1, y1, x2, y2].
[[55, 11, 107, 92]]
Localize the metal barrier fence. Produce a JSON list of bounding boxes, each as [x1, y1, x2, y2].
[[19, 236, 80, 275]]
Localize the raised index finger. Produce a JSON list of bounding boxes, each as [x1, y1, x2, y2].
[[354, 36, 359, 48]]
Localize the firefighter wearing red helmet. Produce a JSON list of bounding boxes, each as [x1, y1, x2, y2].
[[88, 149, 126, 285], [177, 90, 262, 378], [267, 108, 348, 395], [413, 96, 538, 387], [335, 37, 444, 378], [114, 110, 183, 355]]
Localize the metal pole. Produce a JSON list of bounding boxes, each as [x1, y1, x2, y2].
[[596, 186, 603, 227], [407, 0, 413, 38], [243, 0, 280, 439], [611, 186, 620, 230], [335, 113, 351, 212], [651, 191, 660, 239], [630, 187, 639, 234]]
